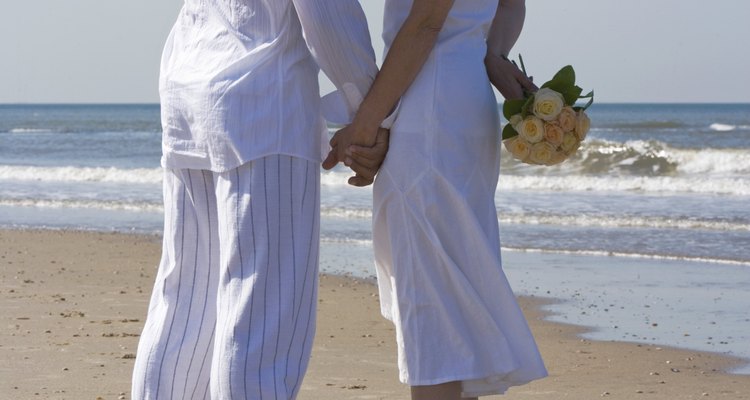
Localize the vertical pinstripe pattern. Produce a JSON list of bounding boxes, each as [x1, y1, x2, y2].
[[133, 155, 317, 399], [289, 162, 319, 397], [133, 168, 219, 399]]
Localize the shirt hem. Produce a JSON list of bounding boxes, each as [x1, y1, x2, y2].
[[162, 150, 322, 173]]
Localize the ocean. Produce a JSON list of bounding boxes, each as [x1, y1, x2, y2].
[[1, 103, 750, 371]]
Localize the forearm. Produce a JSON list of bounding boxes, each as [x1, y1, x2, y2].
[[293, 0, 378, 98], [486, 0, 526, 58], [352, 0, 455, 138]]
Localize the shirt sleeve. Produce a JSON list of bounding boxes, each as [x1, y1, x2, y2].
[[292, 0, 397, 128]]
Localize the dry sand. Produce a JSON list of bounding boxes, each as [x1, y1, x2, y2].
[[1, 230, 748, 399]]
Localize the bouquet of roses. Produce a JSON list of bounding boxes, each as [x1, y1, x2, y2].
[[502, 58, 594, 165]]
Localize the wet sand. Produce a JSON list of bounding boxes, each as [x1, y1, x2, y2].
[[1, 230, 748, 399]]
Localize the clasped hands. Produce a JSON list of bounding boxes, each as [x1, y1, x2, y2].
[[321, 122, 390, 187], [321, 54, 533, 186]]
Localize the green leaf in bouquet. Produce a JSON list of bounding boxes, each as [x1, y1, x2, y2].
[[503, 98, 526, 120], [502, 123, 519, 140], [563, 85, 584, 106], [541, 65, 576, 94], [579, 90, 595, 110]]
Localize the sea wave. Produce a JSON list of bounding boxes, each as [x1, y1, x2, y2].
[[319, 206, 749, 232], [5, 196, 745, 233], [0, 198, 163, 212], [710, 123, 736, 132], [497, 213, 750, 232], [501, 246, 750, 267], [7, 128, 54, 134], [606, 121, 686, 130], [502, 139, 750, 178], [498, 175, 750, 196], [317, 237, 750, 266], [0, 165, 162, 184], [321, 207, 372, 219]]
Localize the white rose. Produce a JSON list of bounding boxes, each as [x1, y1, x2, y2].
[[509, 113, 523, 130], [532, 88, 565, 121], [529, 142, 555, 165], [557, 106, 577, 132], [504, 137, 531, 161], [517, 116, 545, 143], [575, 110, 591, 140]]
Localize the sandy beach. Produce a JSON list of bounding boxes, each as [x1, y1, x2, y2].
[[1, 229, 749, 399]]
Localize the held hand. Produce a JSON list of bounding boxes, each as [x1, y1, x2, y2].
[[334, 122, 378, 163], [321, 118, 379, 170], [485, 53, 537, 100], [345, 128, 390, 187]]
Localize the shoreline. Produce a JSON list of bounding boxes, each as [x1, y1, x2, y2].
[[2, 229, 749, 399]]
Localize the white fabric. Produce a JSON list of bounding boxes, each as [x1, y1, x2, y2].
[[373, 0, 548, 395], [159, 0, 378, 172], [320, 83, 400, 129], [132, 155, 320, 400]]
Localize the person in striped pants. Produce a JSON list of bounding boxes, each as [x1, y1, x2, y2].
[[131, 1, 390, 399]]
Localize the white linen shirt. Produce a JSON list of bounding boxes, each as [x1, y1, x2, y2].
[[159, 0, 379, 172]]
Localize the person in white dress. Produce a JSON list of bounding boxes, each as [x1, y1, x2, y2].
[[131, 1, 390, 399], [326, 0, 548, 398]]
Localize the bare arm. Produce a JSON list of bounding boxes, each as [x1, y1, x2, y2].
[[294, 0, 391, 185], [487, 0, 525, 58], [485, 0, 536, 100], [330, 0, 456, 156]]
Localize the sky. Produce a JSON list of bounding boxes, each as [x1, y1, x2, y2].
[[1, 0, 749, 104]]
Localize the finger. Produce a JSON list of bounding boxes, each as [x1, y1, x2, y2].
[[518, 76, 538, 92], [336, 143, 349, 167], [348, 174, 374, 187], [321, 149, 339, 170], [347, 160, 377, 182], [329, 134, 339, 148], [501, 85, 524, 101], [347, 146, 382, 165], [349, 133, 389, 162]]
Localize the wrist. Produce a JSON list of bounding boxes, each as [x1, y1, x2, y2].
[[350, 115, 379, 146], [352, 102, 383, 130]]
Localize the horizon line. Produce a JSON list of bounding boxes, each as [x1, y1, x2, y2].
[[2, 101, 749, 106]]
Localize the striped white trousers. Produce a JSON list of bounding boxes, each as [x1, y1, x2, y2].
[[132, 155, 320, 400]]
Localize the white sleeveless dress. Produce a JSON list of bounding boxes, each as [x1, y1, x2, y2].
[[372, 0, 548, 396]]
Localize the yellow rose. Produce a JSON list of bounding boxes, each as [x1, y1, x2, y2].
[[517, 116, 545, 143], [546, 150, 568, 166], [543, 123, 564, 146], [532, 88, 565, 121], [561, 132, 579, 153], [557, 106, 577, 132], [575, 110, 591, 140], [504, 137, 531, 161], [529, 142, 555, 165]]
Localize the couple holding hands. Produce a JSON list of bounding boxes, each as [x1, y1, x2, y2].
[[132, 0, 546, 399]]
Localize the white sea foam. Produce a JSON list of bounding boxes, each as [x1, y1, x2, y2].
[[497, 213, 749, 232], [321, 170, 360, 187], [710, 123, 736, 131], [501, 246, 750, 267], [0, 198, 163, 212], [319, 238, 750, 267], [8, 128, 54, 133], [498, 175, 750, 196], [0, 165, 162, 184], [321, 207, 372, 219]]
